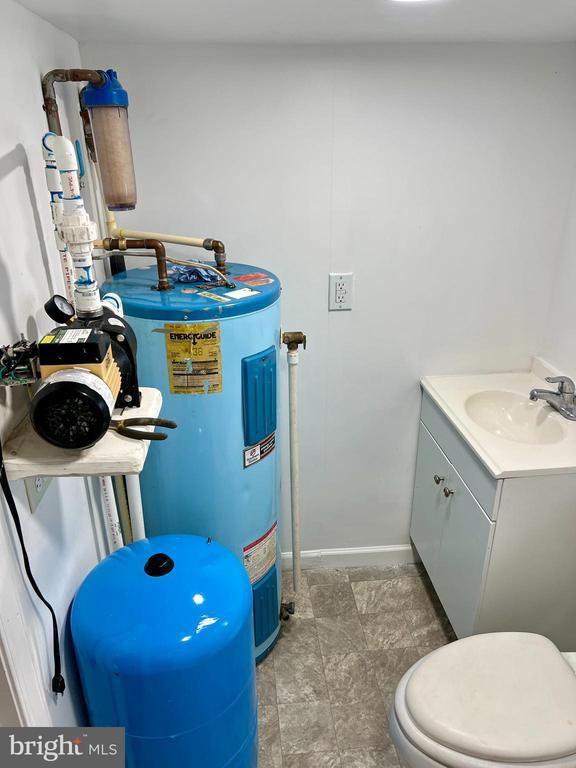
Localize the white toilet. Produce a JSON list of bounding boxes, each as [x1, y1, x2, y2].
[[390, 633, 576, 768]]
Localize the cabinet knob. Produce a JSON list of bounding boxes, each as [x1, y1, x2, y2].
[[443, 487, 454, 498], [433, 474, 444, 485]]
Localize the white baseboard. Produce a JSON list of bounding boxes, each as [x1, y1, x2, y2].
[[281, 544, 416, 570]]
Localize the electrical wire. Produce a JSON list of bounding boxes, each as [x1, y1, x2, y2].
[[164, 256, 231, 285], [93, 251, 234, 288], [0, 438, 65, 694], [1, 342, 36, 382]]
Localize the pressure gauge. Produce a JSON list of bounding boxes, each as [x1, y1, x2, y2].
[[44, 295, 75, 324]]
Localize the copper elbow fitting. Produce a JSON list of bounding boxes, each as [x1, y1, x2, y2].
[[203, 238, 227, 274], [103, 237, 172, 292]]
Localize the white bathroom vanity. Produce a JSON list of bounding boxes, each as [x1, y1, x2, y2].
[[412, 359, 576, 650]]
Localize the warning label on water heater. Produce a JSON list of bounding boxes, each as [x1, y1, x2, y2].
[[244, 432, 276, 468], [243, 522, 278, 584], [164, 322, 222, 394]]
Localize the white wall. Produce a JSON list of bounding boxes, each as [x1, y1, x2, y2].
[[0, 0, 103, 726], [541, 174, 576, 376], [79, 42, 576, 553]]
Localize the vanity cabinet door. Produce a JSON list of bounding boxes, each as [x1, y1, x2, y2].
[[433, 469, 494, 638], [410, 423, 452, 582]]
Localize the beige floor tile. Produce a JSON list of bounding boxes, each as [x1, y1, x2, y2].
[[305, 568, 350, 586], [340, 746, 400, 767], [332, 704, 390, 751], [275, 652, 329, 703], [278, 702, 338, 755], [258, 706, 282, 768], [405, 609, 452, 648], [352, 577, 430, 613], [381, 689, 395, 714], [282, 571, 314, 619], [257, 652, 277, 706], [346, 564, 424, 582], [360, 612, 414, 650], [316, 615, 368, 656], [283, 752, 342, 767], [417, 645, 441, 659], [276, 618, 320, 656], [323, 652, 381, 706], [259, 564, 453, 766], [369, 648, 422, 692], [310, 583, 358, 618]]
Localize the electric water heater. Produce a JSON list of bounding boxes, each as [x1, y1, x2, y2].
[[103, 262, 282, 659]]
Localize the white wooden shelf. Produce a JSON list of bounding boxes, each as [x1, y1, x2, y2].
[[3, 387, 163, 481]]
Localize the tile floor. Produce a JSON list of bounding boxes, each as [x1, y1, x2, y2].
[[257, 564, 456, 768]]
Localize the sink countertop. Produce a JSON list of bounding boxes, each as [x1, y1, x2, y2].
[[421, 358, 576, 479]]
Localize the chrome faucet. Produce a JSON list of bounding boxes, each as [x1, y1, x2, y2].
[[529, 376, 576, 421]]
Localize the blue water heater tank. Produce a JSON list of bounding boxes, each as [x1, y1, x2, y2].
[[102, 263, 281, 659], [71, 535, 257, 768]]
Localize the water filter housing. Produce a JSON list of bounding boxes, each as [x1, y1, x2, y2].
[[83, 70, 137, 211], [102, 263, 281, 659], [71, 535, 257, 768]]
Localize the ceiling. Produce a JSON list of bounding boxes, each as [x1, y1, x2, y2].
[[16, 0, 576, 44]]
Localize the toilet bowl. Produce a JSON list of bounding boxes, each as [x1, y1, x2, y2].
[[389, 633, 576, 768]]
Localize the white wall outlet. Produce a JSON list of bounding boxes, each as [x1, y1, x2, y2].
[[329, 272, 353, 311], [24, 475, 52, 514]]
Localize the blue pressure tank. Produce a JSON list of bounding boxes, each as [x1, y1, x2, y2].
[[103, 263, 281, 660], [71, 535, 257, 768]]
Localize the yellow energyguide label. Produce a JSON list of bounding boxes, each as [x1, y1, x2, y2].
[[164, 322, 222, 395]]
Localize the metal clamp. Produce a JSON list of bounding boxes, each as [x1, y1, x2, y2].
[[110, 417, 177, 441]]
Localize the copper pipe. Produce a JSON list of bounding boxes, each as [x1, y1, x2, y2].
[[102, 238, 173, 291], [203, 238, 227, 274], [42, 69, 105, 135]]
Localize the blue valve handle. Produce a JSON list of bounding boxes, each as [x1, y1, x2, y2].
[[74, 139, 86, 179]]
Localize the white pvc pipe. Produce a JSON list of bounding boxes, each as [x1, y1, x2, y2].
[[125, 474, 146, 541], [42, 133, 74, 304], [45, 133, 101, 317], [98, 476, 123, 551], [113, 476, 133, 545], [287, 349, 302, 593], [106, 210, 205, 248], [112, 227, 205, 248]]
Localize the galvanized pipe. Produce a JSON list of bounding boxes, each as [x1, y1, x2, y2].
[[42, 69, 105, 135]]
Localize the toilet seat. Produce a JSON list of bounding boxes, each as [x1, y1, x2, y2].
[[392, 633, 576, 768]]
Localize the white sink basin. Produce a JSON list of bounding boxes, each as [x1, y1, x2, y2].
[[421, 363, 576, 477], [464, 390, 565, 445]]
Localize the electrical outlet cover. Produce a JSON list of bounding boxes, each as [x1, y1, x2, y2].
[[24, 475, 52, 513], [329, 272, 353, 311]]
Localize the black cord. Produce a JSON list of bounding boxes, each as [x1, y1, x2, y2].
[[0, 439, 65, 695]]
